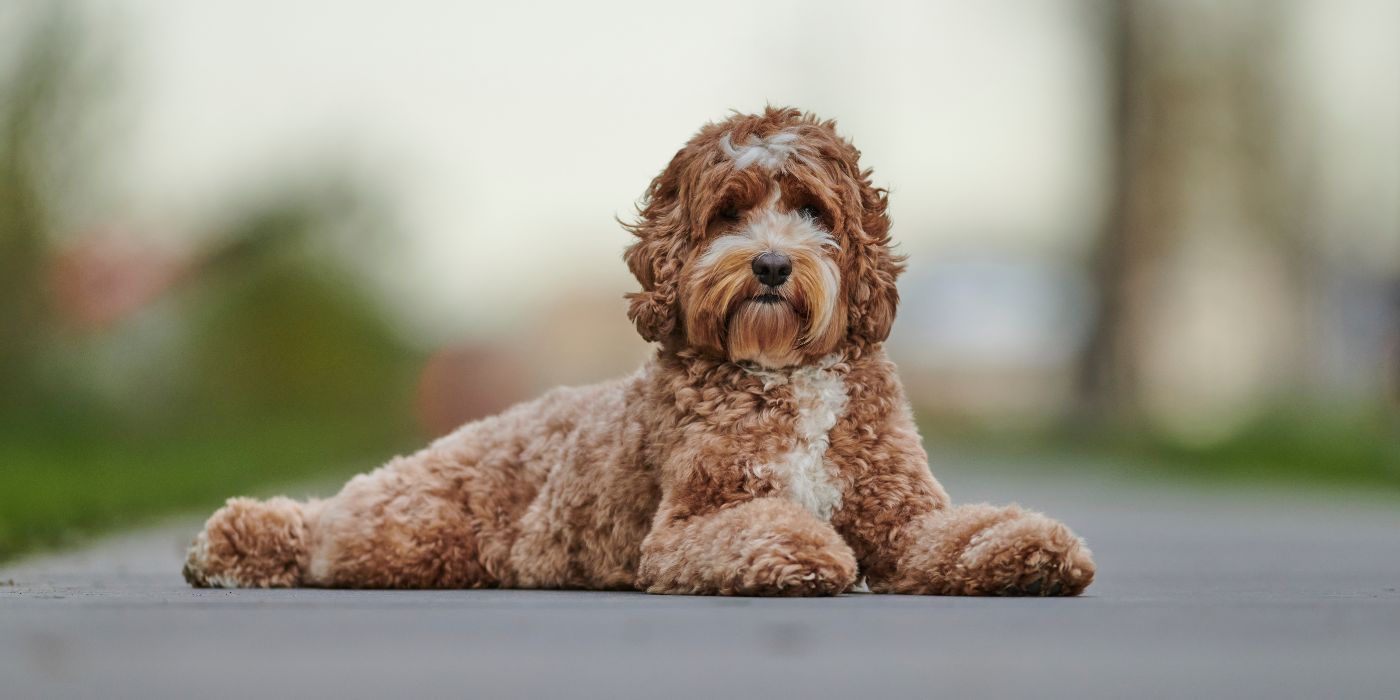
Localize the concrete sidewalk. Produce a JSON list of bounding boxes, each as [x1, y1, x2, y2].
[[4, 463, 1399, 699]]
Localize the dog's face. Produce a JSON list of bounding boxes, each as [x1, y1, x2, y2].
[[624, 107, 903, 368]]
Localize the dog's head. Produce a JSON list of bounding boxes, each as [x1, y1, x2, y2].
[[623, 107, 902, 368]]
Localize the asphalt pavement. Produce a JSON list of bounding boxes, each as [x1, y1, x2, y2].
[[3, 457, 1398, 699]]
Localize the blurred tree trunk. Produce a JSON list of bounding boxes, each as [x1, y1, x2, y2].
[[1232, 8, 1316, 402], [1075, 0, 1163, 424], [0, 9, 66, 411], [1076, 0, 1307, 428]]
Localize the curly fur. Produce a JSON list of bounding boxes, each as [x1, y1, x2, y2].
[[184, 107, 1095, 597]]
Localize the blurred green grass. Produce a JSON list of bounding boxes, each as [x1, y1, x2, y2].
[[923, 406, 1400, 495], [0, 414, 417, 563]]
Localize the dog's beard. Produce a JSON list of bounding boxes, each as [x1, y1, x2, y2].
[[726, 296, 804, 367], [683, 245, 844, 368]]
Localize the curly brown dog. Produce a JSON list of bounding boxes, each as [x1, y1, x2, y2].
[[183, 107, 1095, 596]]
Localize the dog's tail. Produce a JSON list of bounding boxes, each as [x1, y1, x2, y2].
[[183, 496, 321, 588]]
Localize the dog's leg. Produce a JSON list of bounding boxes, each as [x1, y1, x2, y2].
[[829, 390, 1094, 596], [301, 461, 493, 589], [184, 447, 501, 589], [637, 497, 857, 596], [863, 503, 1095, 596], [183, 496, 320, 588]]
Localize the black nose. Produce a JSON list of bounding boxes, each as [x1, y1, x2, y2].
[[751, 252, 792, 287]]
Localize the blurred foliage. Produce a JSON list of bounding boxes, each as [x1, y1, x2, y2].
[[179, 187, 416, 420], [0, 7, 420, 561], [0, 6, 68, 412]]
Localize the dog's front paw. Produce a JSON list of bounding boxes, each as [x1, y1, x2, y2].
[[734, 543, 858, 596], [640, 520, 859, 597], [637, 498, 859, 597], [958, 510, 1095, 596]]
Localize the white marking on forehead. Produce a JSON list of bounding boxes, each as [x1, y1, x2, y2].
[[720, 129, 801, 170]]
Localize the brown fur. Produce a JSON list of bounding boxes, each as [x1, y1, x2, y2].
[[184, 107, 1095, 597]]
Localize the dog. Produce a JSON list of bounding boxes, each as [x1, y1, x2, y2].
[[183, 107, 1095, 596]]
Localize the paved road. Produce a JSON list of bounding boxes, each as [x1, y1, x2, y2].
[[3, 458, 1399, 699]]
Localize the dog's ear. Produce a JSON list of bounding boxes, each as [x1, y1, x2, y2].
[[846, 170, 904, 345], [622, 158, 687, 343]]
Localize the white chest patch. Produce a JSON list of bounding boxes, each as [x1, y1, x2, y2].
[[749, 357, 849, 521]]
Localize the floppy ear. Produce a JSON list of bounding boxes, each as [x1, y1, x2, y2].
[[846, 171, 904, 345], [622, 162, 687, 343]]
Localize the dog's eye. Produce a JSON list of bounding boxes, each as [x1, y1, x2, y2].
[[798, 204, 824, 223], [718, 206, 741, 222]]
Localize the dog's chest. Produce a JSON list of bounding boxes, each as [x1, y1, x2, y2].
[[751, 362, 849, 521]]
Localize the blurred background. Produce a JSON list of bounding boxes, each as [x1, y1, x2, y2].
[[1, 0, 1396, 562]]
